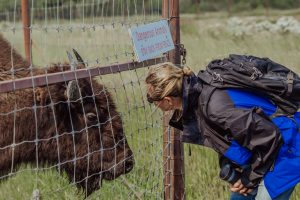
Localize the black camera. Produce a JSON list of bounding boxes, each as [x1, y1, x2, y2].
[[219, 163, 257, 196], [219, 164, 241, 184]]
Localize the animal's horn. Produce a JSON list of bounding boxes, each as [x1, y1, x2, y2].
[[66, 50, 77, 71], [65, 80, 80, 101], [72, 49, 85, 66]]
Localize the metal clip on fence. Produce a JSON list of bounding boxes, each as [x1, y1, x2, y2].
[[179, 44, 187, 65], [132, 52, 136, 63]]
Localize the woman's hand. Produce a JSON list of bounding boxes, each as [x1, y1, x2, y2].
[[230, 179, 253, 196]]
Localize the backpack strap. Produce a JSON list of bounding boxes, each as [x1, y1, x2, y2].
[[198, 70, 226, 88], [286, 71, 294, 97], [269, 107, 293, 120], [198, 70, 213, 84], [199, 84, 217, 118]]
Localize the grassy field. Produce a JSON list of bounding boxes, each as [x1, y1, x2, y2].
[[1, 9, 300, 200]]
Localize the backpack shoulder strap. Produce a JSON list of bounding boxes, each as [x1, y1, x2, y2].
[[286, 71, 294, 97], [199, 83, 217, 119], [198, 70, 212, 85]]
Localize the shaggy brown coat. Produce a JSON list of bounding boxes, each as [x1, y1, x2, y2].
[[0, 35, 134, 197]]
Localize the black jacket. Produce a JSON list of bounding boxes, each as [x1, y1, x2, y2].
[[169, 74, 283, 188]]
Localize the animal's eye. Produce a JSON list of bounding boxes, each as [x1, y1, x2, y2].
[[86, 112, 98, 122]]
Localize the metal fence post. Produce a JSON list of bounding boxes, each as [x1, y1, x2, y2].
[[162, 0, 185, 199], [21, 0, 31, 63]]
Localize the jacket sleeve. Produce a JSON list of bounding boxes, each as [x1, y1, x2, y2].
[[169, 110, 183, 131], [207, 92, 283, 188]]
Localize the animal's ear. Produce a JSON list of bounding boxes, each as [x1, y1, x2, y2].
[[72, 49, 85, 67], [64, 80, 81, 101]]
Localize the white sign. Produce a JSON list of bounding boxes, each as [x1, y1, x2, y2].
[[129, 20, 175, 62]]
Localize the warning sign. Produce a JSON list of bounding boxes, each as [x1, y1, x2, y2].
[[129, 20, 174, 62]]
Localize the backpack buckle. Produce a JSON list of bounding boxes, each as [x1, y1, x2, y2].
[[250, 67, 263, 80], [287, 72, 294, 84], [212, 72, 223, 83]]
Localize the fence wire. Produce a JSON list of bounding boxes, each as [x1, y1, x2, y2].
[[0, 0, 170, 199]]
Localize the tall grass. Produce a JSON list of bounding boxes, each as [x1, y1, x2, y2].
[[1, 10, 300, 199]]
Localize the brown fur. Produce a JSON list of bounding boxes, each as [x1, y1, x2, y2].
[[0, 35, 134, 197]]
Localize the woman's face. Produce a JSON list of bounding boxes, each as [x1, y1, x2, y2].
[[146, 84, 181, 111]]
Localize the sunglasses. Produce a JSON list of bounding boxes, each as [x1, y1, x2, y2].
[[146, 93, 163, 104]]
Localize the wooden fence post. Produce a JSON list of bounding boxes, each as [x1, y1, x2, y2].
[[227, 0, 232, 16], [21, 0, 31, 63], [162, 0, 185, 199], [264, 0, 270, 17], [195, 0, 200, 17]]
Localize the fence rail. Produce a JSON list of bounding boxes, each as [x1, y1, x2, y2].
[[0, 57, 165, 93]]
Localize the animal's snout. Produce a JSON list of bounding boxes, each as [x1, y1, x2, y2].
[[124, 149, 134, 173], [125, 157, 134, 173]]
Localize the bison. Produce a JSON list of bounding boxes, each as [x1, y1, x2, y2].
[[0, 35, 134, 197]]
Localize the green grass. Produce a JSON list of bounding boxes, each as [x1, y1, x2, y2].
[[1, 9, 300, 200]]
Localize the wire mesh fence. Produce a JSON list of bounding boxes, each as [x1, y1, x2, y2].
[[0, 0, 175, 199]]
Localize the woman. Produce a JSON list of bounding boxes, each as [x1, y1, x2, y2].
[[145, 62, 300, 200]]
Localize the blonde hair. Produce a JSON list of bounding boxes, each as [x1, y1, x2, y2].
[[145, 62, 193, 100]]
